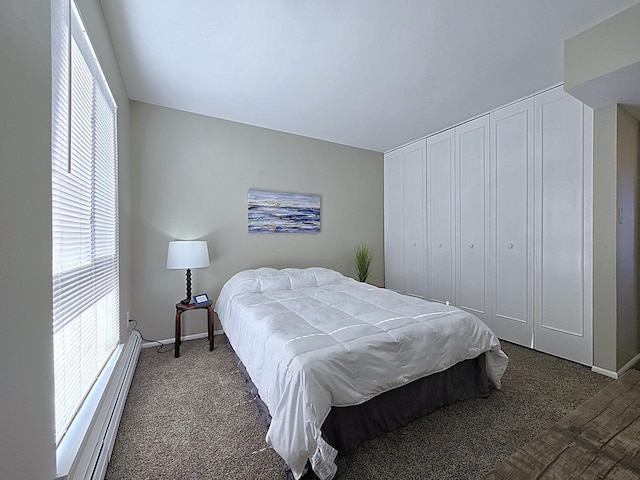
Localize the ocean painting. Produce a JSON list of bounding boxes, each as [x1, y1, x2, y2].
[[248, 189, 320, 233]]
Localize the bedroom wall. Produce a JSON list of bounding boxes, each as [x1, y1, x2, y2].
[[564, 3, 640, 94], [564, 2, 640, 120], [130, 101, 384, 342], [593, 104, 640, 374], [616, 106, 640, 368], [0, 1, 56, 478], [593, 105, 619, 373]]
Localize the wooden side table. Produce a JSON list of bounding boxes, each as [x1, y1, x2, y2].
[[174, 300, 214, 358]]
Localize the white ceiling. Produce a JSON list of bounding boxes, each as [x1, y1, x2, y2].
[[100, 0, 639, 153]]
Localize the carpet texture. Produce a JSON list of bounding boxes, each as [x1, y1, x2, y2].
[[105, 336, 613, 480]]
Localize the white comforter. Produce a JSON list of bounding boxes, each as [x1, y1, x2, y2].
[[215, 267, 509, 480]]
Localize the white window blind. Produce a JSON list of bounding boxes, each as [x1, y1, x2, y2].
[[52, 0, 119, 444]]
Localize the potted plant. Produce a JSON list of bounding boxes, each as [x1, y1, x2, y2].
[[353, 242, 373, 283]]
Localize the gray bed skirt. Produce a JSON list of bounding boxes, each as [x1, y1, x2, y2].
[[232, 350, 490, 479]]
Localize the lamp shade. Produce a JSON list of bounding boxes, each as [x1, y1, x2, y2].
[[166, 240, 210, 269]]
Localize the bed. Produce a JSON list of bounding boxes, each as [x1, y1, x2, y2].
[[215, 267, 509, 480]]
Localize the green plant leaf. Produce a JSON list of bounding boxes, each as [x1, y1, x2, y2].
[[353, 242, 373, 282]]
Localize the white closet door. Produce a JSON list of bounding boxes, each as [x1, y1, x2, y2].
[[384, 149, 404, 293], [489, 98, 535, 345], [427, 129, 455, 304], [455, 116, 489, 322], [404, 140, 427, 298], [533, 87, 593, 365]]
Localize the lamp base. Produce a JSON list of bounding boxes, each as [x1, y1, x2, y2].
[[182, 268, 192, 305]]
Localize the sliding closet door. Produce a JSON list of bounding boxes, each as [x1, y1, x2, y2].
[[455, 116, 489, 322], [489, 98, 534, 345], [403, 140, 427, 298], [427, 130, 455, 304], [533, 87, 593, 365], [384, 149, 404, 293]]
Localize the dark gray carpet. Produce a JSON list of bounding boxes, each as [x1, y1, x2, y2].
[[105, 336, 613, 480]]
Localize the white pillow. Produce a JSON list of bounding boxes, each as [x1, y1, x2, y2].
[[282, 268, 319, 289], [254, 268, 292, 292], [308, 267, 345, 286]]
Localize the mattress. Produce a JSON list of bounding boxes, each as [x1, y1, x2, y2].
[[215, 267, 509, 480]]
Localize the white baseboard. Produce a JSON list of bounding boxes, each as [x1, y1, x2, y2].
[[141, 329, 225, 349], [617, 352, 640, 377], [591, 352, 640, 380], [57, 330, 141, 480], [591, 365, 618, 379]]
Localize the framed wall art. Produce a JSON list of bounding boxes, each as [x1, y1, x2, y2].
[[248, 189, 320, 233]]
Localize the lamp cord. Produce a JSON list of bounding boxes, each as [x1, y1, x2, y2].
[[128, 319, 173, 354]]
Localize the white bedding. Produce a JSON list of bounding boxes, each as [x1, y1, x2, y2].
[[215, 267, 509, 480]]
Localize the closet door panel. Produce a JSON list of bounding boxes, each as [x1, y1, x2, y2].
[[427, 130, 455, 304], [384, 149, 404, 293], [456, 117, 489, 319], [490, 98, 534, 345], [404, 140, 426, 298], [534, 87, 593, 365]]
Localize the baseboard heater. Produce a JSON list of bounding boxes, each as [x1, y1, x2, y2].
[[67, 330, 142, 480]]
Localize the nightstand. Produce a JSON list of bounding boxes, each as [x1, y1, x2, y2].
[[174, 300, 214, 358]]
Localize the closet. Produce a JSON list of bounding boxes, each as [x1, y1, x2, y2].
[[384, 138, 426, 298], [425, 129, 454, 305], [488, 97, 535, 347], [384, 86, 593, 365], [424, 116, 491, 324], [532, 87, 593, 365], [454, 116, 490, 325]]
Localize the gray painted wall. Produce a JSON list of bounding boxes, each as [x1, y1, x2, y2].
[[616, 106, 640, 368], [593, 104, 640, 373], [0, 2, 56, 478], [564, 3, 640, 120], [0, 1, 131, 477], [593, 105, 618, 372], [130, 101, 384, 342], [564, 3, 640, 91]]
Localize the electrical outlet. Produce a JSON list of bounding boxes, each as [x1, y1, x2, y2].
[[127, 311, 132, 323]]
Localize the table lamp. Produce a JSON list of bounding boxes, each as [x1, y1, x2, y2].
[[166, 240, 210, 304]]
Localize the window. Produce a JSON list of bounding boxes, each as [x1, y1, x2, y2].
[[51, 0, 119, 444]]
